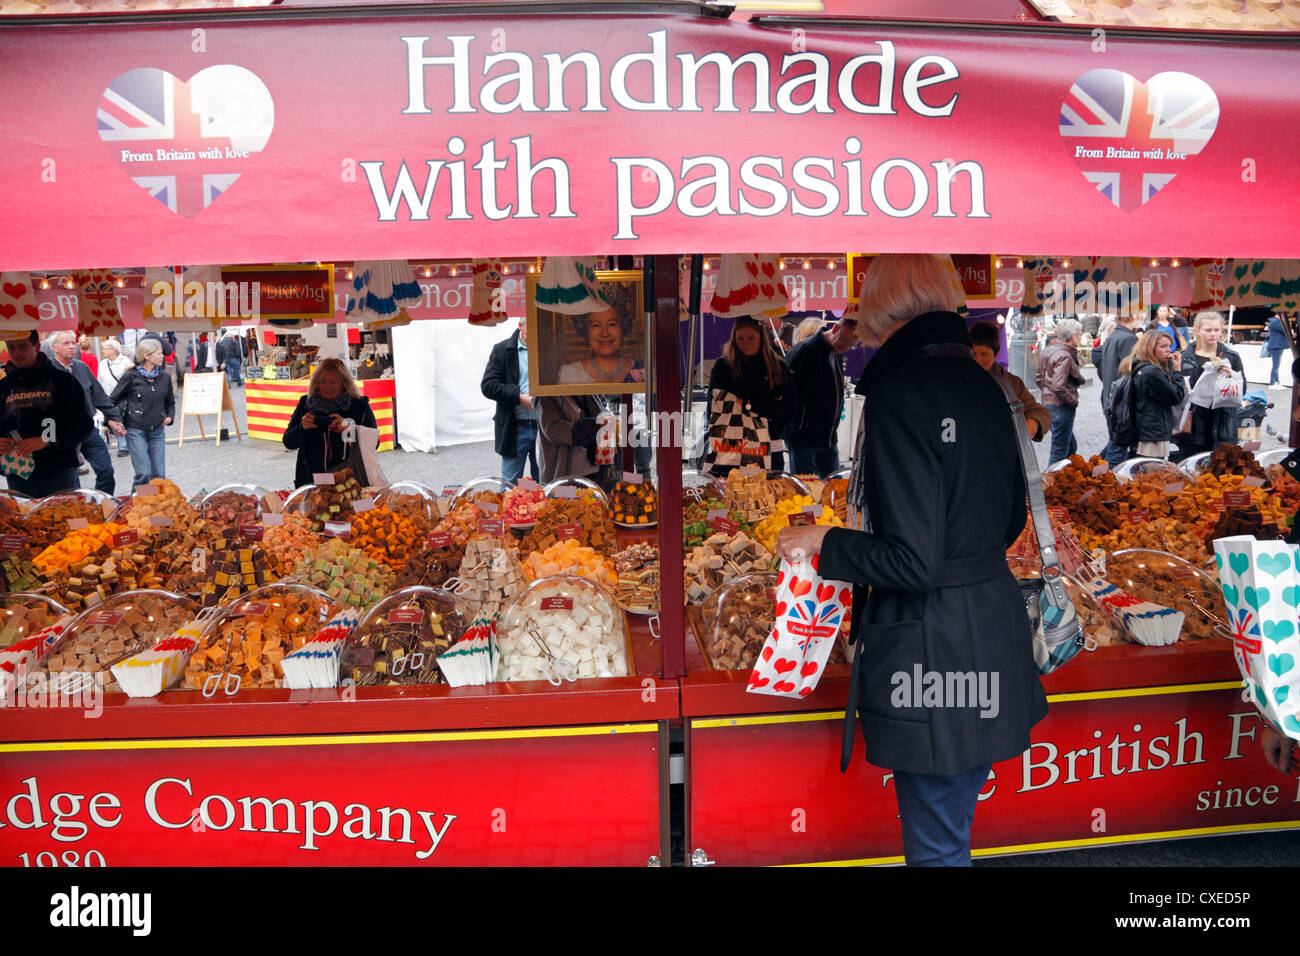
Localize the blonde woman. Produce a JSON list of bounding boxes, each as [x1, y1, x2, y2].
[[282, 357, 376, 487], [1175, 311, 1244, 457], [108, 338, 175, 487], [1118, 328, 1185, 460], [775, 254, 1046, 867]]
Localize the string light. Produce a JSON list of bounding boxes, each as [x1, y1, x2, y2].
[[1061, 259, 1071, 268], [345, 270, 353, 281], [502, 264, 511, 274], [1171, 258, 1180, 268], [528, 264, 536, 274], [1150, 258, 1159, 267], [778, 259, 787, 270], [115, 277, 125, 288], [64, 278, 74, 289], [802, 258, 811, 270], [39, 278, 49, 290], [449, 266, 458, 277], [423, 266, 432, 277], [1016, 258, 1024, 268]]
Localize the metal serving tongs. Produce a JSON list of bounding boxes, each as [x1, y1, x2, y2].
[[442, 557, 488, 597], [524, 621, 576, 687], [1188, 596, 1236, 642]]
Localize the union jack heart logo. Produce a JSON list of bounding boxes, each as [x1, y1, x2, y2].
[[1060, 69, 1218, 212], [97, 65, 274, 217]]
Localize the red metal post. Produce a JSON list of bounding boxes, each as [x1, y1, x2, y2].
[[654, 254, 685, 679]]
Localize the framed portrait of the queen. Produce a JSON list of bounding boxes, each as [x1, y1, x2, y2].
[[527, 270, 649, 397]]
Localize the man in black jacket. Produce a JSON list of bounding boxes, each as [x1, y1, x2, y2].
[[1097, 312, 1140, 467], [480, 320, 539, 483], [48, 331, 126, 495], [0, 331, 94, 497], [215, 330, 244, 388], [784, 315, 857, 477]]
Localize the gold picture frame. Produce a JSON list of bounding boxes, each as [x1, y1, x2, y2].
[[527, 269, 649, 397]]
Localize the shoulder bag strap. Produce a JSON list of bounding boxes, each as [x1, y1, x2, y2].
[[914, 343, 1069, 603]]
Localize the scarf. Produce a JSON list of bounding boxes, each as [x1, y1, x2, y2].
[[138, 364, 161, 381]]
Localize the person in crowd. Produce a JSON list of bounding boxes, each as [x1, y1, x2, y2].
[[194, 333, 216, 373], [775, 254, 1046, 867], [0, 330, 93, 497], [77, 335, 98, 377], [792, 316, 825, 346], [1265, 313, 1289, 388], [215, 328, 245, 389], [1152, 304, 1181, 350], [536, 393, 606, 485], [282, 357, 375, 488], [97, 339, 133, 458], [1174, 311, 1244, 459], [967, 321, 1049, 441], [1096, 310, 1141, 467], [110, 339, 176, 488], [784, 313, 858, 477], [481, 318, 539, 484], [1119, 328, 1185, 461], [706, 316, 794, 472], [48, 331, 125, 495], [1035, 318, 1085, 465], [1170, 308, 1190, 350]]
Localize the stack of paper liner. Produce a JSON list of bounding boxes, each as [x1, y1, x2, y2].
[[436, 610, 499, 687], [111, 610, 220, 697], [0, 616, 74, 697], [281, 608, 361, 689], [1056, 519, 1184, 647]]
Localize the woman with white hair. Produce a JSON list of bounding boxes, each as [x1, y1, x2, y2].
[[109, 337, 175, 486], [1035, 317, 1085, 465], [776, 254, 1047, 866], [96, 338, 133, 457]]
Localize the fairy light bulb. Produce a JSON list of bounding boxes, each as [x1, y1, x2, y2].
[[802, 258, 811, 270]]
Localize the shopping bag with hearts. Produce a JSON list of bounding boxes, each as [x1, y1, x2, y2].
[[746, 549, 851, 698], [1212, 535, 1300, 740]]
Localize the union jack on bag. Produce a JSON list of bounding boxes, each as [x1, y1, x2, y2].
[[747, 550, 850, 699]]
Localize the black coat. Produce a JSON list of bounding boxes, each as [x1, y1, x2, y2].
[[1131, 359, 1186, 444], [56, 357, 121, 424], [1177, 343, 1244, 454], [784, 331, 845, 447], [1098, 325, 1138, 408], [282, 394, 377, 489], [214, 335, 243, 367], [0, 354, 93, 475], [481, 330, 524, 457], [818, 311, 1047, 777], [110, 367, 175, 431]]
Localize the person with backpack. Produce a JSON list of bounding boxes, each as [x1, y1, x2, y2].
[[1096, 311, 1141, 467], [1116, 329, 1185, 460], [1034, 318, 1085, 466]]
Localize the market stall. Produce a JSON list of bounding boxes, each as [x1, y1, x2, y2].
[[2, 4, 1300, 868], [246, 377, 397, 451]]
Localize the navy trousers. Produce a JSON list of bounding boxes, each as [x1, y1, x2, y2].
[[892, 762, 994, 866]]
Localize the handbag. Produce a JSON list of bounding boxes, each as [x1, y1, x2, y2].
[[991, 369, 1088, 674], [703, 389, 775, 473]]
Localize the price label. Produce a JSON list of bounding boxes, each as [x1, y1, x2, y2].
[[540, 596, 574, 611], [622, 472, 643, 485], [112, 530, 139, 547], [149, 515, 173, 527], [709, 517, 739, 535], [1091, 463, 1109, 477], [352, 498, 376, 512], [787, 512, 815, 527], [441, 485, 461, 497], [234, 601, 269, 617], [67, 517, 89, 531], [1242, 476, 1266, 488], [89, 611, 125, 627], [0, 534, 27, 551], [477, 501, 499, 515], [1127, 510, 1148, 525], [478, 519, 504, 536], [1223, 490, 1252, 508], [426, 532, 452, 549], [313, 473, 336, 486], [553, 485, 577, 499], [1163, 482, 1186, 494], [133, 483, 158, 497], [801, 504, 824, 518], [262, 513, 285, 527], [238, 524, 265, 542], [706, 508, 727, 521], [1244, 441, 1262, 452], [323, 521, 351, 537], [1212, 501, 1228, 514], [555, 523, 582, 541], [517, 477, 540, 491], [262, 493, 282, 513], [387, 608, 424, 625]]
